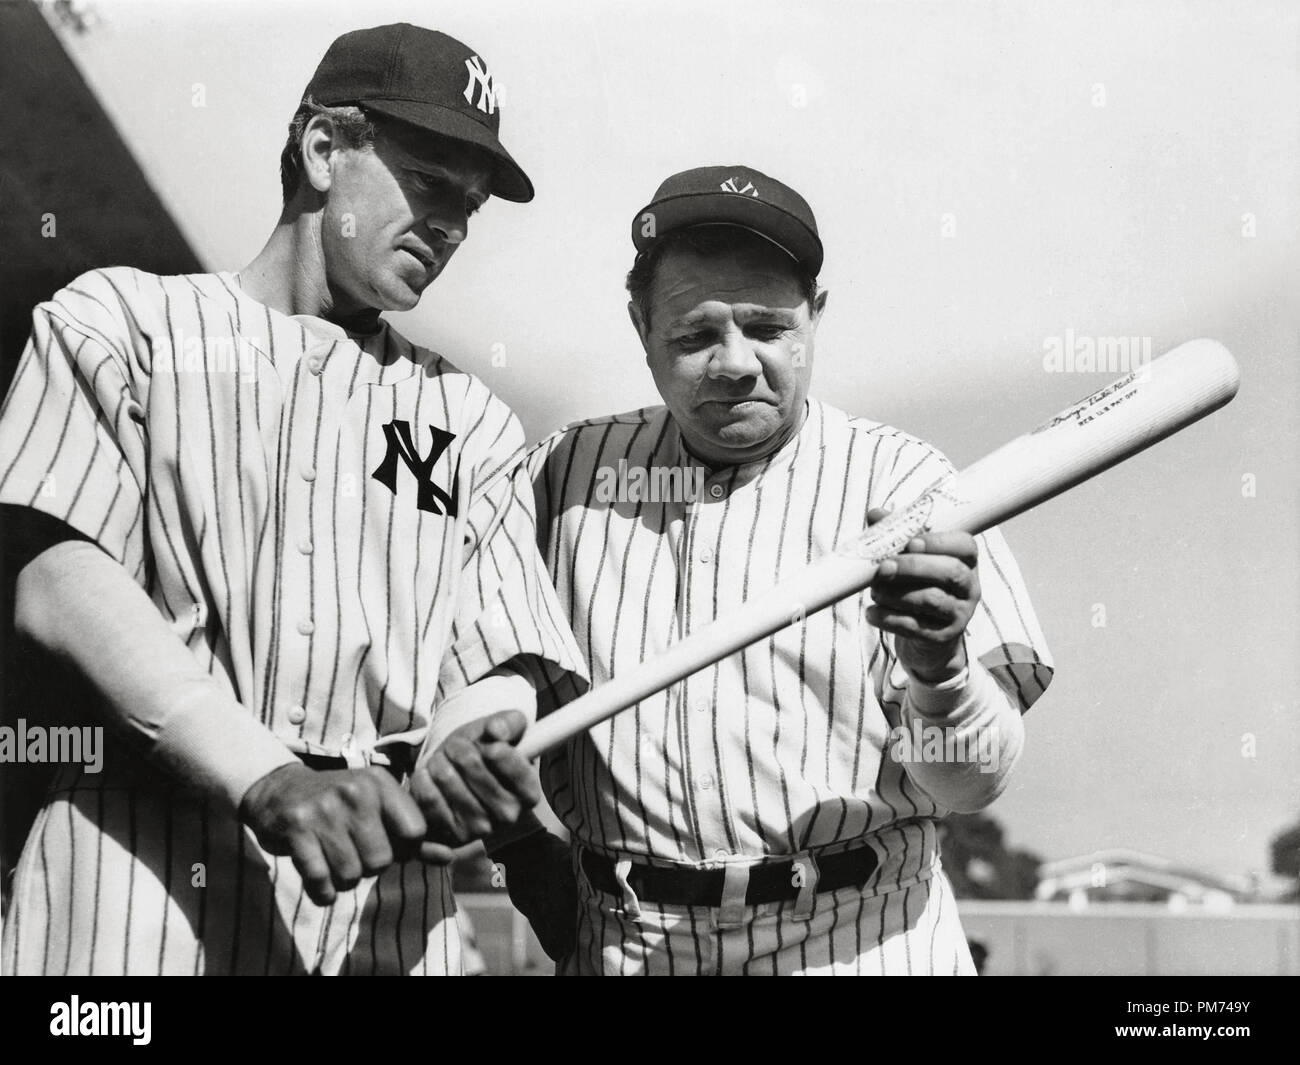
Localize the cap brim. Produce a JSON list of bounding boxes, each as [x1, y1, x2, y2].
[[632, 192, 823, 275], [361, 98, 534, 202]]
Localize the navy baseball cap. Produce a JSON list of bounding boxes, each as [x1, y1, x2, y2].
[[631, 165, 823, 275], [304, 23, 533, 202]]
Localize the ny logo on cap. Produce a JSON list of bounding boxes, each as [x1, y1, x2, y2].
[[463, 56, 498, 115], [720, 177, 759, 197]]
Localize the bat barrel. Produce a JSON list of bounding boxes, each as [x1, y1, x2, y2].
[[931, 338, 1239, 535]]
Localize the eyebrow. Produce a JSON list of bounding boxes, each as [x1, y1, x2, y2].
[[669, 307, 798, 331], [740, 308, 799, 322], [391, 144, 492, 199]]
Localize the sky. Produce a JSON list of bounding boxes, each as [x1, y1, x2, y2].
[[48, 0, 1300, 880]]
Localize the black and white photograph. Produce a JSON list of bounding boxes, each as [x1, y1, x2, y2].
[[0, 0, 1295, 1005]]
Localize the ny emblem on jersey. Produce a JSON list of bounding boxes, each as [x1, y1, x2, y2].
[[720, 177, 759, 196], [463, 56, 498, 115], [371, 420, 460, 516]]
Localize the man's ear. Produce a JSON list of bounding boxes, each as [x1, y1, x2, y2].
[[300, 114, 339, 194], [810, 287, 829, 325], [627, 300, 651, 353]]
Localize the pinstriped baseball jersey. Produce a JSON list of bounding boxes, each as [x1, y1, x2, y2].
[[0, 266, 584, 975], [528, 398, 1052, 902]]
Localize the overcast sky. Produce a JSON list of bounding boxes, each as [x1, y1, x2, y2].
[[51, 0, 1300, 880]]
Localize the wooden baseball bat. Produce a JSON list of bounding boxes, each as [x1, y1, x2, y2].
[[517, 338, 1240, 761]]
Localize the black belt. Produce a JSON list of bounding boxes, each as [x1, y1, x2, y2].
[[581, 845, 879, 908], [297, 749, 413, 781]]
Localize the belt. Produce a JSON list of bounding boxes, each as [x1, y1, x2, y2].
[[297, 749, 413, 781], [581, 844, 879, 908]]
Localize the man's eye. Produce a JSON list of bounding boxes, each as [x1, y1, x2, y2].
[[466, 200, 483, 217], [673, 333, 712, 351], [748, 324, 787, 341]]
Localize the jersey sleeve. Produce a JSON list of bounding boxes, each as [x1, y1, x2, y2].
[[435, 392, 589, 717], [0, 275, 150, 577], [522, 429, 590, 720], [873, 434, 1054, 714]]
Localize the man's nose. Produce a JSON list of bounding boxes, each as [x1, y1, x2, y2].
[[423, 198, 469, 245], [707, 328, 761, 380]]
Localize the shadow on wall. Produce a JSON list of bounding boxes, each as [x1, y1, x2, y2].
[[0, 0, 202, 889]]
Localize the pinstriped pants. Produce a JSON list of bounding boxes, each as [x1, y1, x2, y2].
[[561, 856, 975, 976], [2, 766, 462, 976]]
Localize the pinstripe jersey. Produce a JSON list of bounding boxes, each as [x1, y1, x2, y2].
[[529, 398, 1052, 901], [0, 266, 584, 975]]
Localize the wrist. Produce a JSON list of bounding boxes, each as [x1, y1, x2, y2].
[[484, 808, 555, 857], [238, 761, 306, 823], [900, 634, 968, 686]]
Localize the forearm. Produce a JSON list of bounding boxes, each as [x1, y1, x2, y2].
[[15, 540, 298, 810], [423, 663, 539, 755], [483, 817, 576, 963], [897, 659, 1024, 814]]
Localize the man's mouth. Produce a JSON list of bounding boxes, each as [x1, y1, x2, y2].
[[401, 246, 437, 272], [701, 397, 772, 408]]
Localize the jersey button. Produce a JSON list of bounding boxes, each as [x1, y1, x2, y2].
[[298, 537, 313, 554], [698, 772, 714, 791], [287, 705, 307, 725], [709, 484, 724, 499], [297, 618, 315, 636], [699, 549, 712, 564], [713, 848, 730, 861], [306, 356, 324, 375], [693, 701, 708, 714], [301, 465, 317, 482]]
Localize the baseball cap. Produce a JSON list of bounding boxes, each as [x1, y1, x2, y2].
[[303, 23, 533, 202], [631, 165, 823, 275]]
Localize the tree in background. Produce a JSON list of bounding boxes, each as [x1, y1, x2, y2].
[[1270, 816, 1300, 903], [940, 813, 1044, 900]]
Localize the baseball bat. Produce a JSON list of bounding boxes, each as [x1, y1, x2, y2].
[[517, 338, 1240, 761]]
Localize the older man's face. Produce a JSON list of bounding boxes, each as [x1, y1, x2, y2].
[[320, 120, 494, 315], [632, 239, 826, 467]]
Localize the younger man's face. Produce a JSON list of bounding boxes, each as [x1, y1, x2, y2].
[[320, 119, 494, 314]]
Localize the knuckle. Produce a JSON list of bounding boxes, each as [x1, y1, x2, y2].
[[442, 737, 473, 762], [408, 770, 432, 802], [334, 778, 364, 804], [315, 792, 344, 820], [920, 588, 947, 612], [396, 812, 428, 841], [361, 851, 394, 877], [283, 806, 314, 832]]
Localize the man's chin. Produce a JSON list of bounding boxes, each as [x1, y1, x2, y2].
[[371, 273, 425, 312], [687, 418, 782, 461], [708, 406, 780, 442]]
